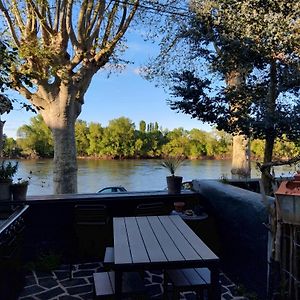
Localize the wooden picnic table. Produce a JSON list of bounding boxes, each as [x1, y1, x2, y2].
[[113, 214, 220, 299]]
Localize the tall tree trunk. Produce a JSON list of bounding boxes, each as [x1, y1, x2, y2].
[[262, 133, 276, 195], [231, 135, 251, 178], [226, 70, 251, 178], [262, 60, 278, 195], [0, 119, 5, 158], [52, 123, 77, 194], [40, 90, 81, 194]]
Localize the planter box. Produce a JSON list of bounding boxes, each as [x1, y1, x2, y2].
[[275, 175, 300, 225]]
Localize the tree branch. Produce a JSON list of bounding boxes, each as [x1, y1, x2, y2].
[[257, 155, 300, 173], [77, 0, 88, 44], [27, 0, 54, 35], [0, 1, 21, 46], [96, 0, 139, 64]]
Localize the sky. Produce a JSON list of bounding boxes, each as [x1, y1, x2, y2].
[[2, 28, 212, 139]]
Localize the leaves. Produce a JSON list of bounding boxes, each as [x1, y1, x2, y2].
[[160, 156, 185, 176]]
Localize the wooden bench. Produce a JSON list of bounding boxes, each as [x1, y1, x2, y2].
[[93, 271, 146, 299], [103, 247, 114, 270], [166, 267, 211, 299]]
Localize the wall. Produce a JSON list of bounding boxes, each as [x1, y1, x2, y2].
[[193, 179, 274, 300], [23, 191, 199, 262]]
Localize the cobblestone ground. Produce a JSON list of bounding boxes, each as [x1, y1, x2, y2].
[[18, 262, 249, 300]]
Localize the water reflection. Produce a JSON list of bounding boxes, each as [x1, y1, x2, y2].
[[13, 158, 298, 196]]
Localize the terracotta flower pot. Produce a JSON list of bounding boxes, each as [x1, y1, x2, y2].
[[174, 201, 185, 212]]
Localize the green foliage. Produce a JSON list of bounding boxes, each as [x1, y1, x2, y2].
[[26, 251, 61, 272], [6, 115, 300, 161], [99, 117, 136, 159], [17, 115, 53, 158], [75, 120, 89, 157], [0, 160, 18, 181], [160, 156, 185, 176], [146, 0, 300, 171], [10, 116, 233, 159], [86, 122, 103, 157], [2, 137, 21, 157]]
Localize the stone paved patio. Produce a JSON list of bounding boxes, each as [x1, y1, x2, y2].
[[18, 262, 249, 300]]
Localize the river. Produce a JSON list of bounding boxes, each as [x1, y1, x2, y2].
[[13, 158, 296, 196]]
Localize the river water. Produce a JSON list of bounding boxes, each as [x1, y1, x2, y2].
[[14, 158, 296, 196]]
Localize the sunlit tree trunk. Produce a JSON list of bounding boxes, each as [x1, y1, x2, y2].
[[39, 86, 81, 194], [0, 119, 5, 158], [226, 70, 251, 178], [231, 135, 251, 178]]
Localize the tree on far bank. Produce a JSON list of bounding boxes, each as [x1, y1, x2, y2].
[[75, 120, 89, 157], [0, 0, 140, 193], [17, 115, 54, 157], [87, 122, 103, 157], [99, 117, 136, 159]]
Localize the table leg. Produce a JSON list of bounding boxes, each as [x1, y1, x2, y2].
[[115, 270, 122, 299], [211, 266, 221, 300]]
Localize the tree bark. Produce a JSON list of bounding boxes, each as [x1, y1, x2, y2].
[[261, 60, 277, 195], [39, 89, 81, 194], [0, 119, 5, 158], [226, 70, 251, 178], [231, 135, 251, 178], [52, 124, 77, 194]]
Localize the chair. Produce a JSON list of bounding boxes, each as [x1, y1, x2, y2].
[[69, 204, 110, 278], [166, 267, 211, 299], [135, 202, 170, 216]]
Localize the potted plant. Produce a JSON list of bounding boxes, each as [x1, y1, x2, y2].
[[11, 177, 30, 201], [160, 156, 185, 194], [0, 160, 18, 201]]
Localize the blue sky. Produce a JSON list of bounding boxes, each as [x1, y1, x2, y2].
[[2, 28, 211, 138]]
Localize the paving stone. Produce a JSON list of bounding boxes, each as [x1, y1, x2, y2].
[[18, 262, 250, 300], [35, 287, 66, 300], [184, 292, 197, 300], [86, 276, 94, 284], [39, 277, 59, 289], [77, 262, 100, 270], [67, 284, 93, 295], [19, 284, 45, 297], [146, 283, 162, 296], [227, 284, 238, 296], [72, 270, 94, 277], [151, 270, 163, 275], [222, 286, 230, 294], [220, 273, 234, 286], [144, 277, 152, 285], [35, 271, 53, 278], [23, 275, 37, 287], [55, 264, 70, 271], [54, 271, 70, 280], [79, 291, 94, 299], [152, 274, 164, 284], [222, 292, 234, 300], [60, 278, 87, 287]]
